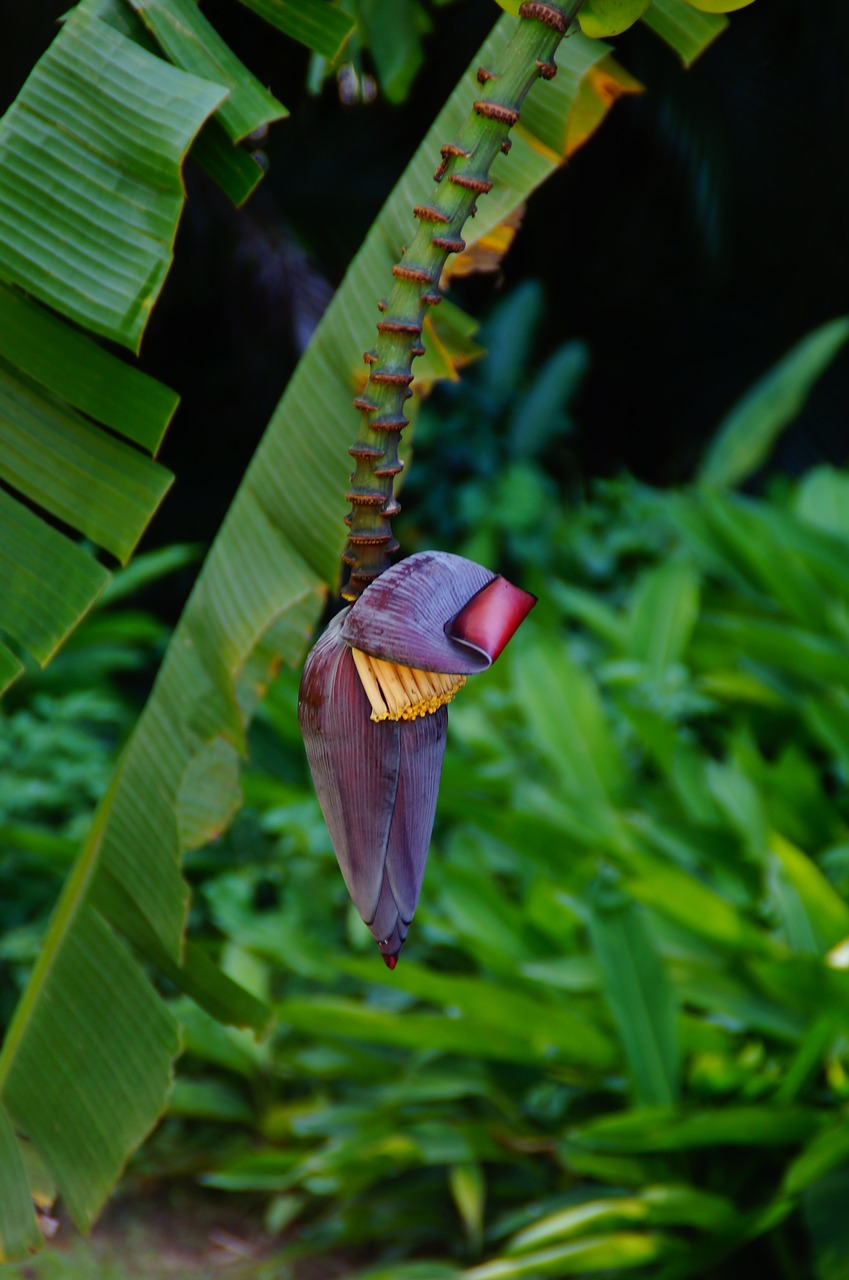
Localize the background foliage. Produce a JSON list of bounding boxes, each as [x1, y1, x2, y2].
[[2, 0, 849, 1276], [6, 327, 849, 1278]]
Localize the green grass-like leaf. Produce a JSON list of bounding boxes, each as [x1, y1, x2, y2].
[[642, 0, 729, 65], [234, 0, 355, 60], [589, 882, 681, 1104], [699, 317, 849, 489]]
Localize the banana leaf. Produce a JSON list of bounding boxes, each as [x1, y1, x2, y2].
[[0, 0, 292, 696]]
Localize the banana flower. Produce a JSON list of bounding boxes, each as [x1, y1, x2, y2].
[[298, 551, 535, 966]]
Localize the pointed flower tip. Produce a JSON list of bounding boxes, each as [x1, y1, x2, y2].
[[383, 951, 398, 970], [448, 575, 537, 664]]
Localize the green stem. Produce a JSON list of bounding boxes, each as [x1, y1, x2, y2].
[[342, 0, 585, 602]]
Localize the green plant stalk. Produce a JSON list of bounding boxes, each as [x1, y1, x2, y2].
[[342, 0, 584, 601]]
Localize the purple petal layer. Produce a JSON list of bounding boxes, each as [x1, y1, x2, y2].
[[299, 611, 447, 964], [298, 611, 399, 925], [386, 705, 447, 924], [340, 551, 496, 675], [447, 577, 537, 663]]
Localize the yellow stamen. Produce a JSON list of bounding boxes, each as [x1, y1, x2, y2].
[[410, 667, 439, 701], [394, 663, 426, 704], [375, 661, 410, 709], [352, 648, 466, 722], [434, 670, 458, 695], [351, 649, 389, 719]]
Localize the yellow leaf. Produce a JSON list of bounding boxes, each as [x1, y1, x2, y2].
[[566, 54, 644, 155], [413, 311, 484, 392], [443, 205, 526, 283]]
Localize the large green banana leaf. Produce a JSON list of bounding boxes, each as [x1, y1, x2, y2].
[[0, 9, 636, 1257], [0, 0, 310, 701], [0, 1, 214, 696]]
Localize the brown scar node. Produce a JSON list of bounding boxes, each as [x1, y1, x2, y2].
[[369, 414, 409, 432], [392, 264, 435, 284], [376, 320, 423, 336], [431, 236, 466, 254], [474, 100, 520, 126], [346, 489, 388, 507], [369, 371, 415, 387], [518, 1, 569, 34], [449, 174, 494, 195], [413, 204, 450, 224], [345, 530, 395, 546], [348, 444, 384, 460]]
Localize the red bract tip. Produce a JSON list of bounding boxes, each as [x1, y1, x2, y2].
[[383, 953, 398, 971], [448, 576, 537, 663]]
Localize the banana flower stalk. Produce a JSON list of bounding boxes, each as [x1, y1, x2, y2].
[[297, 0, 575, 962], [298, 552, 535, 966]]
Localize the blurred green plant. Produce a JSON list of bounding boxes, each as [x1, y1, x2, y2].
[[8, 301, 849, 1278], [134, 336, 849, 1276]]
